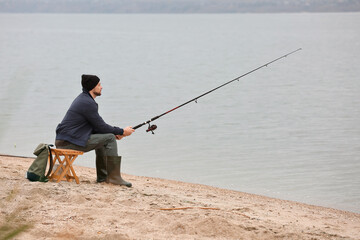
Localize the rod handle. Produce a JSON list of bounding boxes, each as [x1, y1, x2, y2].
[[132, 123, 144, 130]]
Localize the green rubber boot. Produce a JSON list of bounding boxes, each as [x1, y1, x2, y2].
[[106, 156, 132, 187], [96, 155, 107, 183]]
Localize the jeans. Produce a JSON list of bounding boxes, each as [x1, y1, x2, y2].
[[55, 133, 118, 157]]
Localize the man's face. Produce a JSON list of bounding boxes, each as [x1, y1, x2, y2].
[[92, 82, 102, 96]]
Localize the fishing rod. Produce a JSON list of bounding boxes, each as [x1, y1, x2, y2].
[[133, 48, 302, 134]]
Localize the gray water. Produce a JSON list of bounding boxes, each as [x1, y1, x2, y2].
[[0, 13, 359, 213]]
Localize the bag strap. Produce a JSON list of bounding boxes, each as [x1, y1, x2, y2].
[[45, 144, 54, 178]]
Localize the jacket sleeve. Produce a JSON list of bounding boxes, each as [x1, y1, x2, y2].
[[84, 102, 124, 135]]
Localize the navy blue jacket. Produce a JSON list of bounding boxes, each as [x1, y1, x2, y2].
[[56, 90, 124, 147]]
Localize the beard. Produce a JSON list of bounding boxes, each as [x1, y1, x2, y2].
[[93, 90, 102, 96]]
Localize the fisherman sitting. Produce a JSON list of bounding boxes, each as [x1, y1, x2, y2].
[[55, 74, 135, 187]]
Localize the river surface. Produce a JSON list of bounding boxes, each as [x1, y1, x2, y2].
[[0, 13, 359, 213]]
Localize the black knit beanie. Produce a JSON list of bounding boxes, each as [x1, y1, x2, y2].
[[81, 74, 100, 91]]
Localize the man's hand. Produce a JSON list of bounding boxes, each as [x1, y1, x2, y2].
[[116, 126, 134, 140], [123, 126, 135, 137], [115, 135, 124, 140]]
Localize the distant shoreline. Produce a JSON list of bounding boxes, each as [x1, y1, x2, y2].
[[1, 11, 360, 14], [1, 0, 359, 14]]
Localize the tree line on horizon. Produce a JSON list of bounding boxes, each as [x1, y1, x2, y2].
[[0, 0, 359, 13]]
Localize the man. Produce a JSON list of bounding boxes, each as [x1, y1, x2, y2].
[[55, 74, 135, 187]]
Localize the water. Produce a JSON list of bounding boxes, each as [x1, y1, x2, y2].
[[0, 13, 359, 213]]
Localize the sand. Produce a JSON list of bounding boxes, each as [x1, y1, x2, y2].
[[0, 155, 359, 240]]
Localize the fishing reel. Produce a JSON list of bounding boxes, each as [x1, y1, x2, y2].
[[146, 123, 157, 134]]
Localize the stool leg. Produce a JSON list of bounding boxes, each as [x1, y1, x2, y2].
[[50, 154, 65, 182], [56, 155, 71, 183], [68, 155, 80, 184]]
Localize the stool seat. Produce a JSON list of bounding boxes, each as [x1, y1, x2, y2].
[[48, 148, 84, 184]]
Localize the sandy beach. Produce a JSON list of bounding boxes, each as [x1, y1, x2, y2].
[[0, 155, 359, 240]]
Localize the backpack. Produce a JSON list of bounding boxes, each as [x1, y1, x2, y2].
[[26, 143, 54, 182]]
